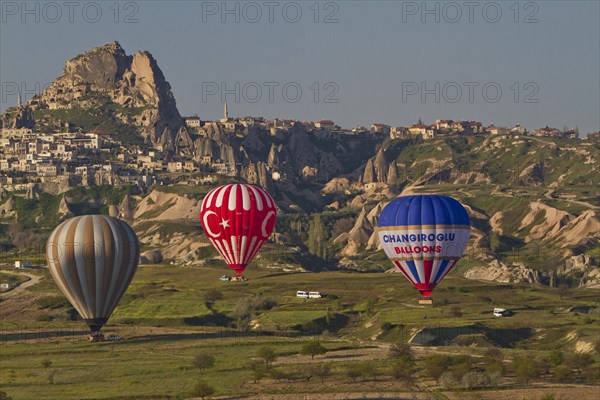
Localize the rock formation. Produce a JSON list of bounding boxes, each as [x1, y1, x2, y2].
[[25, 42, 187, 153]]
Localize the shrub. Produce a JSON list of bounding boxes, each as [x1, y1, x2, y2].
[[36, 314, 53, 322], [439, 371, 457, 388], [35, 296, 68, 310], [461, 371, 492, 389], [381, 322, 394, 331], [191, 381, 214, 399], [484, 348, 504, 361]]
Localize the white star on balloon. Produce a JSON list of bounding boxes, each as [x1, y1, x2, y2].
[[219, 219, 230, 229]]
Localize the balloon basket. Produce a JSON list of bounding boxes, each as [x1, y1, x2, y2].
[[419, 299, 433, 305]]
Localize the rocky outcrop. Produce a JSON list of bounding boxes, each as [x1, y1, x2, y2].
[[363, 148, 391, 184], [519, 201, 574, 242], [0, 105, 34, 129], [557, 255, 600, 288], [58, 196, 74, 219], [26, 42, 186, 152], [241, 161, 273, 192], [464, 260, 544, 284], [518, 162, 544, 186], [119, 195, 135, 220], [25, 184, 41, 200], [0, 196, 16, 217], [134, 189, 200, 221]]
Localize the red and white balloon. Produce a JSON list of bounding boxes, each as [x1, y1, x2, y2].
[[200, 183, 277, 274]]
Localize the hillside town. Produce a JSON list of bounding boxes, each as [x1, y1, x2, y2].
[[0, 95, 595, 194]]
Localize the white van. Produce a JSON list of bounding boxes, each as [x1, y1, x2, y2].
[[308, 292, 322, 299], [296, 291, 309, 298], [493, 308, 508, 317]]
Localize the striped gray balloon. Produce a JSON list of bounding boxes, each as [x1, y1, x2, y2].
[[46, 215, 140, 332]]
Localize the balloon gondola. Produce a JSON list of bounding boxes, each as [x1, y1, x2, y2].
[[200, 183, 277, 276], [377, 195, 471, 299]]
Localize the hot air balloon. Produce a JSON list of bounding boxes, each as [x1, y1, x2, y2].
[[46, 215, 140, 333], [200, 183, 277, 275], [377, 195, 470, 297]]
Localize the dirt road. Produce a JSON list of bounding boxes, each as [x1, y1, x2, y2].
[[0, 270, 41, 298]]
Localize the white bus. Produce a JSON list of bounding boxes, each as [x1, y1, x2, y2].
[[296, 291, 309, 298]]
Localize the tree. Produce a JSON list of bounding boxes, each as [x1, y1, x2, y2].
[[331, 299, 342, 313], [257, 346, 276, 367], [514, 356, 538, 385], [47, 370, 56, 385], [365, 298, 377, 316], [203, 289, 223, 308], [300, 341, 327, 359], [41, 359, 52, 370], [450, 306, 463, 317], [565, 353, 595, 375], [308, 215, 327, 259], [424, 355, 451, 384], [345, 364, 362, 382], [391, 357, 415, 385], [388, 343, 414, 360], [299, 365, 313, 382], [0, 390, 13, 400], [490, 231, 501, 253], [193, 353, 215, 373], [233, 299, 252, 332], [191, 381, 214, 400], [313, 363, 331, 384], [552, 365, 573, 382], [549, 349, 564, 366], [248, 360, 266, 383], [557, 283, 569, 300]]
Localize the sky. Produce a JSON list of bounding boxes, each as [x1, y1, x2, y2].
[[1, 1, 599, 134]]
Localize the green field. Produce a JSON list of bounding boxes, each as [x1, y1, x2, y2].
[[1, 263, 599, 399]]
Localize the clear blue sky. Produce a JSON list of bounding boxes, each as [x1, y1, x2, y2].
[[1, 1, 599, 133]]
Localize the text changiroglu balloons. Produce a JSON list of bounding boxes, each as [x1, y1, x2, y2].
[[46, 215, 140, 332], [200, 183, 277, 275], [377, 195, 470, 297]]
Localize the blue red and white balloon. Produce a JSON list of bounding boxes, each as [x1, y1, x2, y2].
[[377, 195, 471, 297], [200, 184, 277, 274]]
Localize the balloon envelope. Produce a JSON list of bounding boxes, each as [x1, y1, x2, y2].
[[200, 183, 277, 274], [377, 195, 470, 297], [46, 215, 140, 332]]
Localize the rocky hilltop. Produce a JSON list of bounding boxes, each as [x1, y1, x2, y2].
[[10, 42, 191, 152]]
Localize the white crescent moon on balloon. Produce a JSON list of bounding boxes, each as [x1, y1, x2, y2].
[[261, 211, 275, 237], [202, 211, 221, 237]]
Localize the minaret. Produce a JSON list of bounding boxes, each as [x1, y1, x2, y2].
[[224, 101, 229, 120], [17, 91, 22, 108]]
